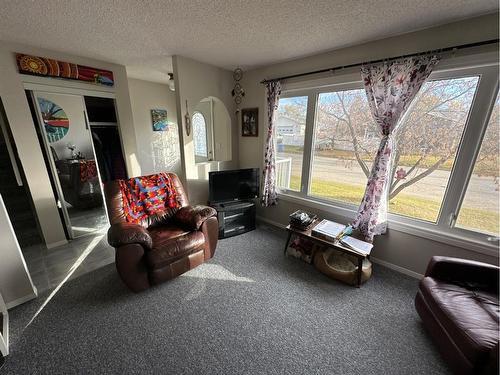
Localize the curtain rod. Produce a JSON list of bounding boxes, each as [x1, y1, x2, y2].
[[260, 39, 499, 84]]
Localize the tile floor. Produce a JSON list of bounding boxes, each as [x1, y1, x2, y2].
[[67, 206, 109, 238], [22, 230, 115, 294]]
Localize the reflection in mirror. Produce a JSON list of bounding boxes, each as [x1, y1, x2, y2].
[[34, 92, 111, 239], [193, 97, 231, 163]]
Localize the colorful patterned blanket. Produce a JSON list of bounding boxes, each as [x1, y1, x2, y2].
[[79, 160, 98, 183], [119, 173, 180, 224]]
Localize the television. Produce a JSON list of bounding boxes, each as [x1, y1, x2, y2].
[[209, 168, 259, 203]]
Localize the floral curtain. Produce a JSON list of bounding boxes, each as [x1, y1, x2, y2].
[[261, 81, 281, 207], [352, 55, 440, 241]]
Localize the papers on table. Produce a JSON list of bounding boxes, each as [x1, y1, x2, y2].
[[312, 220, 346, 238], [340, 236, 373, 256], [311, 219, 373, 256]]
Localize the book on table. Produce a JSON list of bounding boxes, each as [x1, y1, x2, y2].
[[311, 219, 373, 256], [311, 219, 346, 241]]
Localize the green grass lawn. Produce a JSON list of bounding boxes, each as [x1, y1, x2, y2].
[[286, 175, 499, 234]]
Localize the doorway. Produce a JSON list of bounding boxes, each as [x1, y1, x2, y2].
[[84, 96, 127, 183]]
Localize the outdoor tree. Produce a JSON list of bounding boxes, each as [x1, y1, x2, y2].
[[279, 100, 307, 124], [311, 77, 489, 200]]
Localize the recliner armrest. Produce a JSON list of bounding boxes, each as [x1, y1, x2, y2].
[[425, 256, 499, 291], [174, 205, 217, 231], [107, 222, 153, 250]]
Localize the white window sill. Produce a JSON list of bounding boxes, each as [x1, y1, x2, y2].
[[277, 192, 499, 258]]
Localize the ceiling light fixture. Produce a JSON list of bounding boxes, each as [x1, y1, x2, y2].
[[168, 73, 175, 92]]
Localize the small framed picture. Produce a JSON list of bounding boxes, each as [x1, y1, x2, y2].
[[151, 109, 168, 131], [241, 108, 258, 137]]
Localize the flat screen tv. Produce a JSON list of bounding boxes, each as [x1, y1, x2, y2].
[[209, 168, 259, 203]]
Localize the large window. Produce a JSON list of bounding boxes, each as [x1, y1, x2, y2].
[[456, 93, 499, 235], [274, 62, 499, 246], [308, 77, 479, 224], [388, 76, 479, 222], [311, 88, 378, 204], [276, 96, 308, 191]]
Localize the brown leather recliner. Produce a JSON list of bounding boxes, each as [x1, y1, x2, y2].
[[415, 256, 499, 375], [104, 173, 218, 292]]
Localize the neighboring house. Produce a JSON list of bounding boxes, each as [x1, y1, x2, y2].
[[276, 115, 304, 146], [276, 115, 302, 135]]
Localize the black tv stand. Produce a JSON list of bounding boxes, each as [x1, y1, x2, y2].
[[210, 200, 256, 239]]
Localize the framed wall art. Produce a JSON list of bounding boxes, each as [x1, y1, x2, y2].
[[16, 53, 114, 86], [151, 109, 168, 131], [241, 108, 258, 137]]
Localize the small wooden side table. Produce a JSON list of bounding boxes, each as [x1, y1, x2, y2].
[[0, 291, 8, 358], [284, 220, 370, 287]]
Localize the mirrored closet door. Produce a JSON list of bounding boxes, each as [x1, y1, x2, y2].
[[31, 91, 109, 239]]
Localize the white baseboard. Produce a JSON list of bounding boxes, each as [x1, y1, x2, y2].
[[46, 240, 68, 249], [256, 215, 423, 279], [370, 257, 423, 279], [257, 215, 286, 229], [6, 289, 38, 310]]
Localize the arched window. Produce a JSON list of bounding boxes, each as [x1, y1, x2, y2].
[[192, 112, 208, 158]]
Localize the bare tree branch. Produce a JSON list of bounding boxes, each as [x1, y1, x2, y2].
[[336, 93, 370, 177], [389, 156, 448, 200]]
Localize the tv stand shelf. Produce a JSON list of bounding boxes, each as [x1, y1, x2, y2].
[[211, 201, 256, 239]]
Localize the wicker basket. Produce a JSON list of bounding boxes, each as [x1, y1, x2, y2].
[[314, 248, 372, 286]]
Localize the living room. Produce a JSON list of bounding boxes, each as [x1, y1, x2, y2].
[[0, 1, 498, 374]]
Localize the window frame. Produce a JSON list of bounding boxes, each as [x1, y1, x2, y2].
[[275, 53, 499, 255], [448, 85, 499, 239], [274, 94, 310, 192]]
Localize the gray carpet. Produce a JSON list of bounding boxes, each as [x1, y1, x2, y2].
[[3, 225, 450, 374]]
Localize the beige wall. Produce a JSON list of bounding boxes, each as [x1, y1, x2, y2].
[[0, 41, 140, 247], [212, 98, 232, 162], [239, 13, 499, 275], [0, 194, 36, 308], [128, 78, 182, 178], [172, 55, 238, 204]]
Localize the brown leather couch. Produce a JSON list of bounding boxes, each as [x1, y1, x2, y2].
[[415, 256, 499, 375], [104, 173, 218, 292]]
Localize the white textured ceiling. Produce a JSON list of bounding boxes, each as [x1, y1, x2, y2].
[[0, 0, 497, 83]]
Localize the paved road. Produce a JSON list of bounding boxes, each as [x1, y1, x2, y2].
[[280, 153, 498, 212]]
